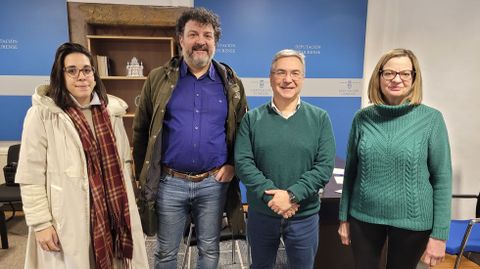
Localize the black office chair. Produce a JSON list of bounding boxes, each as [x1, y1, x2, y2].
[[1, 144, 22, 219], [446, 193, 480, 268], [0, 144, 22, 249]]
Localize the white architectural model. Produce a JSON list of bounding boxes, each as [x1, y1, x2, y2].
[[126, 56, 144, 77]]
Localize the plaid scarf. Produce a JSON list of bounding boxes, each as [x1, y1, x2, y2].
[[65, 101, 133, 269]]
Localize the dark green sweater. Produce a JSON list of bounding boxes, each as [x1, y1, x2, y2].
[[235, 101, 335, 218], [339, 103, 452, 240]]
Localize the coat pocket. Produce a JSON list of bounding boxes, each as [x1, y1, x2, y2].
[[50, 184, 63, 228]]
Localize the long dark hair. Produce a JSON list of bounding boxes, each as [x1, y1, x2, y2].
[[47, 42, 108, 109]]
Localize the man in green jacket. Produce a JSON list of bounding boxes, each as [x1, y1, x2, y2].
[[133, 7, 247, 269], [235, 49, 335, 269]]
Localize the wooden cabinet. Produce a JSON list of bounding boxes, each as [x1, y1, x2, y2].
[[86, 35, 175, 142]]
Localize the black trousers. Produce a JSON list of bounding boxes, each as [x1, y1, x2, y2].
[[349, 217, 430, 269]]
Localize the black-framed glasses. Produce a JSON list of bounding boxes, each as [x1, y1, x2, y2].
[[63, 66, 95, 78], [380, 69, 415, 81], [271, 69, 304, 80]]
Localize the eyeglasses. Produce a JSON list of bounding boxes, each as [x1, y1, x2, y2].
[[271, 69, 304, 80], [63, 66, 95, 78], [380, 69, 415, 81]]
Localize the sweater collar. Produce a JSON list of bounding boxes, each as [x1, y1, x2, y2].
[[270, 98, 301, 119], [374, 101, 415, 117]]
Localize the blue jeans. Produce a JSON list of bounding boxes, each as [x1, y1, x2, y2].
[[154, 173, 229, 269], [248, 210, 319, 269]]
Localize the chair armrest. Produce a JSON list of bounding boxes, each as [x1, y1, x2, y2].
[[469, 218, 480, 225], [452, 194, 478, 199]]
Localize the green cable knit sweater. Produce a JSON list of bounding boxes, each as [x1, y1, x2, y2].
[[235, 101, 336, 218], [339, 103, 452, 240]]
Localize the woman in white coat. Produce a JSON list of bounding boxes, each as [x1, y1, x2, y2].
[[16, 42, 149, 269]]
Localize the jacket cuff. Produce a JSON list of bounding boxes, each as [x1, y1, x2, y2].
[[32, 221, 53, 232]]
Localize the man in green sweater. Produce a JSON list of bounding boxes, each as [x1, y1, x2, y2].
[[234, 49, 335, 269]]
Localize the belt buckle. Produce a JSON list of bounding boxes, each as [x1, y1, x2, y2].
[[164, 166, 213, 182], [188, 172, 207, 181]]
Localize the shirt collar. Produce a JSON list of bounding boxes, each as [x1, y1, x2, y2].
[[70, 92, 101, 109], [180, 59, 216, 81], [270, 98, 302, 119]]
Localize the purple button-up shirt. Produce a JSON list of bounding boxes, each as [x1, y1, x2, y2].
[[161, 60, 228, 173]]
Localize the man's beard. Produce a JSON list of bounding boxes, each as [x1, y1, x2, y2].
[[184, 44, 214, 69]]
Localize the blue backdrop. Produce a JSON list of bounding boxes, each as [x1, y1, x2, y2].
[[0, 0, 69, 140], [195, 0, 368, 202], [196, 0, 367, 78], [195, 0, 368, 158], [0, 0, 68, 75]]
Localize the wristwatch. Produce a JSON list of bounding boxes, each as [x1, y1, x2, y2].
[[287, 190, 297, 203]]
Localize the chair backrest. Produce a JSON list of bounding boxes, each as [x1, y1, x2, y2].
[[476, 192, 479, 218], [6, 144, 20, 164], [3, 144, 20, 186]]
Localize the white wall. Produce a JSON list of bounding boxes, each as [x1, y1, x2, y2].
[[364, 0, 480, 219]]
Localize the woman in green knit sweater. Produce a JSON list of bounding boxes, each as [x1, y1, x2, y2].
[[338, 48, 452, 269]]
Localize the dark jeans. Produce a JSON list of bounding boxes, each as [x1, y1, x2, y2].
[[248, 210, 319, 269], [349, 217, 430, 269]]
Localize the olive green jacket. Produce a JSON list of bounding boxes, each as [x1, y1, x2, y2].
[[133, 56, 248, 236]]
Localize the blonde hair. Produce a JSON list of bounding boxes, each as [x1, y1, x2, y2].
[[368, 48, 423, 105]]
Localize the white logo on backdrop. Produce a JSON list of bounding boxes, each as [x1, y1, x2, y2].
[[294, 44, 321, 55], [0, 38, 19, 50], [217, 43, 236, 54]]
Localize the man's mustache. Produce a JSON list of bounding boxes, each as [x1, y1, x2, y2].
[[192, 44, 208, 51]]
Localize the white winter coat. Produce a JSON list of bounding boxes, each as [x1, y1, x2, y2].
[[16, 85, 149, 269]]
